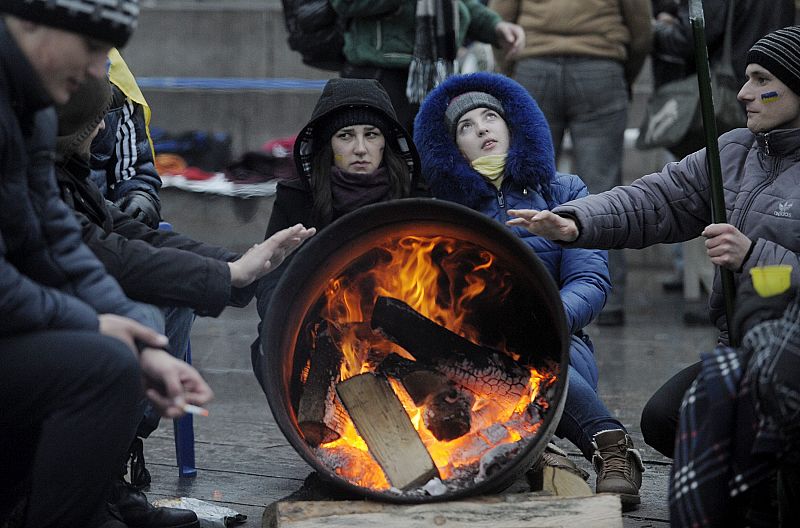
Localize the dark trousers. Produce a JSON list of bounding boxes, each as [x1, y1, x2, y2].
[[640, 361, 702, 458], [0, 331, 142, 528], [341, 63, 418, 136]]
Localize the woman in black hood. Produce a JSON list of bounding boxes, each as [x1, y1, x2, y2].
[[251, 78, 420, 387]]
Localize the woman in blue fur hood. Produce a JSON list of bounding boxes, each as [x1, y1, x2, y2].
[[414, 72, 643, 508]]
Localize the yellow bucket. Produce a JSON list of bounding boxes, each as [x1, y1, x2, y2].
[[750, 265, 792, 297]]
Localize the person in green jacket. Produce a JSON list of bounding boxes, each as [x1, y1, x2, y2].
[[332, 0, 524, 135]]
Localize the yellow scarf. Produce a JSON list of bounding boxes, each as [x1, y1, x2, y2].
[[471, 154, 507, 190]]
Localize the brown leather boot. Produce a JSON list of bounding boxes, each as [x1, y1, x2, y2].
[[592, 429, 644, 510]]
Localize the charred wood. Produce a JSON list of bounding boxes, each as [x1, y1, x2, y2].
[[297, 329, 344, 447], [378, 354, 473, 441], [371, 297, 530, 408]]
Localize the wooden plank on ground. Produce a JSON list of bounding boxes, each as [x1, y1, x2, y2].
[[263, 493, 621, 528]]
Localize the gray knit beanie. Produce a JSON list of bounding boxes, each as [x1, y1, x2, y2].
[[746, 26, 800, 97], [0, 0, 139, 48], [445, 91, 505, 137]]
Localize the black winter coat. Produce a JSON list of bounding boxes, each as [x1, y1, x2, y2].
[[56, 155, 253, 317], [0, 20, 153, 334]]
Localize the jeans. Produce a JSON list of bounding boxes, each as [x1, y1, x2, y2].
[[137, 306, 195, 438], [556, 365, 626, 460], [515, 57, 628, 308]]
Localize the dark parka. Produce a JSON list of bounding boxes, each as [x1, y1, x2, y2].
[[556, 127, 800, 341], [55, 154, 251, 317], [0, 20, 153, 335], [414, 72, 611, 388]]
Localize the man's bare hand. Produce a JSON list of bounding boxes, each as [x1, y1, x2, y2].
[[139, 348, 214, 418], [98, 314, 168, 354], [506, 209, 579, 242], [495, 21, 525, 60], [228, 224, 316, 287], [702, 223, 753, 271]]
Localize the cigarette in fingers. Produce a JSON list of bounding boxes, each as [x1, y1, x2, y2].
[[182, 403, 209, 417]]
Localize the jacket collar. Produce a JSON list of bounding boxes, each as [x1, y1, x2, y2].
[[0, 19, 53, 123], [756, 128, 800, 158], [413, 72, 556, 209]]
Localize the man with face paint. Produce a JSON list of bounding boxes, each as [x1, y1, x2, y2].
[[505, 25, 800, 460]]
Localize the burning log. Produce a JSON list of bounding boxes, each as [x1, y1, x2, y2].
[[335, 373, 440, 490], [297, 329, 345, 447], [371, 296, 530, 409], [378, 354, 473, 441]]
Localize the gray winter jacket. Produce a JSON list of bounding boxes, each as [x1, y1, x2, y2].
[[555, 127, 800, 339]]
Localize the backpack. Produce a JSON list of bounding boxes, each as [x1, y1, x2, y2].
[[281, 0, 346, 72]]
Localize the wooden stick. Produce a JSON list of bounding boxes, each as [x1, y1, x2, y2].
[[335, 373, 439, 490]]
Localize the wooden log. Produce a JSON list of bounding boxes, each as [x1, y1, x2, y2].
[[378, 354, 473, 441], [335, 373, 439, 490], [262, 493, 621, 528], [371, 296, 530, 408], [297, 330, 344, 447]]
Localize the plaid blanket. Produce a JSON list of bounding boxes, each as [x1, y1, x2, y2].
[[669, 295, 800, 526]]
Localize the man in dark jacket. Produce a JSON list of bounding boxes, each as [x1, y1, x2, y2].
[[0, 2, 213, 528], [52, 74, 315, 526]]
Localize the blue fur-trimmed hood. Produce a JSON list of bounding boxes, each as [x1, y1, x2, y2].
[[413, 72, 556, 209]]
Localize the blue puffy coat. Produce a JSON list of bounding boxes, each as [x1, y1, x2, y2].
[[414, 72, 610, 388]]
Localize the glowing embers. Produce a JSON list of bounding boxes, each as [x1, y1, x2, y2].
[[291, 235, 559, 495]]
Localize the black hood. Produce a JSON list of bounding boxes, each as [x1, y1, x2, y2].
[[293, 78, 420, 189]]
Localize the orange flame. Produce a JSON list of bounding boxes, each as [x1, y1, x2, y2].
[[302, 235, 557, 490]]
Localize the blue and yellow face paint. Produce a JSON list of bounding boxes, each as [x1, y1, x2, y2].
[[761, 91, 780, 103]]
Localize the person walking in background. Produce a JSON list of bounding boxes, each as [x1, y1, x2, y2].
[[0, 1, 213, 527], [505, 25, 800, 465], [414, 71, 645, 509], [251, 78, 420, 393], [331, 0, 525, 137], [489, 0, 653, 326]]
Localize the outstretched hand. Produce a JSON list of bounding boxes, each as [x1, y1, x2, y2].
[[506, 209, 579, 242], [495, 21, 525, 60], [702, 223, 753, 271], [228, 223, 316, 287]]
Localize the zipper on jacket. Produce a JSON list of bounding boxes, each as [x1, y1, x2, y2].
[[376, 21, 382, 50], [497, 189, 505, 208], [736, 156, 782, 231]]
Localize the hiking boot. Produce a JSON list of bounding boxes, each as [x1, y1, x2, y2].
[[592, 429, 644, 511], [127, 437, 151, 490], [110, 477, 200, 528]]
